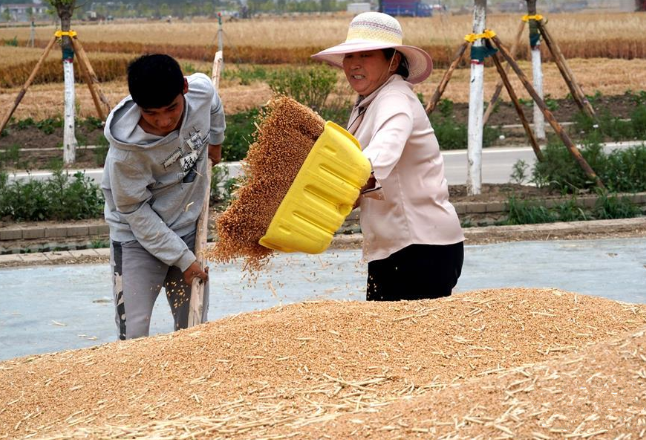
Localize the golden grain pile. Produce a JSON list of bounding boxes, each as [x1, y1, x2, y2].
[[208, 96, 325, 271], [1, 288, 646, 439]]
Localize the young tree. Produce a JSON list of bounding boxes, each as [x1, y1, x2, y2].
[[49, 0, 78, 164], [467, 0, 486, 195], [2, 8, 12, 22], [527, 0, 545, 141]]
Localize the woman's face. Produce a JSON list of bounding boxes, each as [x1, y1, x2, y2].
[[342, 50, 398, 96]]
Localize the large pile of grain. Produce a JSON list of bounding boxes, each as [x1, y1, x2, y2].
[[207, 96, 325, 271], [1, 288, 646, 439]]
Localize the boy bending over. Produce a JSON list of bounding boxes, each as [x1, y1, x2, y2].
[[102, 54, 225, 340]]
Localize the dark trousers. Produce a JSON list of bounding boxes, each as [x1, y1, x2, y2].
[[366, 242, 464, 301]]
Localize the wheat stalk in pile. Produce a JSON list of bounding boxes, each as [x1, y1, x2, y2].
[[206, 96, 326, 271], [2, 288, 646, 439]]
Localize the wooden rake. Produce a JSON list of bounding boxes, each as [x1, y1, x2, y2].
[[188, 49, 223, 327]]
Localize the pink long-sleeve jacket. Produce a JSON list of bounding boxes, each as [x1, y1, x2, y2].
[[348, 74, 465, 262]]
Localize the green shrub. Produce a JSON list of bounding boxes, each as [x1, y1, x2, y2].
[[210, 165, 241, 211], [510, 159, 529, 184], [35, 116, 63, 135], [94, 136, 110, 167], [585, 90, 603, 106], [630, 104, 646, 139], [438, 98, 453, 118], [3, 36, 18, 47], [182, 62, 197, 75], [594, 193, 642, 219], [224, 108, 259, 161], [15, 117, 35, 129], [518, 98, 533, 107], [45, 170, 105, 220], [46, 157, 63, 170], [483, 124, 502, 147], [0, 175, 50, 221], [572, 110, 596, 136], [502, 193, 640, 226], [80, 116, 104, 130], [572, 99, 646, 142], [416, 92, 426, 108], [430, 96, 500, 149], [210, 165, 232, 204], [223, 65, 268, 85], [597, 110, 633, 141], [76, 132, 89, 147], [318, 100, 351, 126], [600, 143, 646, 193], [554, 197, 589, 222], [544, 95, 559, 112], [626, 89, 646, 106], [0, 170, 104, 221], [430, 113, 500, 150], [431, 116, 467, 150], [504, 196, 557, 225], [531, 137, 601, 192], [0, 144, 21, 168], [267, 65, 337, 111]]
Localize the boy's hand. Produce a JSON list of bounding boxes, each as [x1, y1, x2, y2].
[[208, 144, 222, 165], [183, 261, 209, 285]]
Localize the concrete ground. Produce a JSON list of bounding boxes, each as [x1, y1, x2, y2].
[[1, 236, 645, 361]]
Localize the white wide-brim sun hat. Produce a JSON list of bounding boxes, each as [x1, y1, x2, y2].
[[311, 12, 433, 84]]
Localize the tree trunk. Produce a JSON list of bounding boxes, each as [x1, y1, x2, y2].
[[527, 0, 545, 141], [467, 0, 486, 196], [57, 3, 77, 165]]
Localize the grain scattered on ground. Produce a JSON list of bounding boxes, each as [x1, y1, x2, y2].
[[1, 287, 645, 439], [207, 96, 325, 271]]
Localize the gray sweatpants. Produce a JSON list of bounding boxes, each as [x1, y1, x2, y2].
[[110, 230, 209, 340]]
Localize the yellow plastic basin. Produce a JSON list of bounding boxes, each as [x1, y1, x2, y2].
[[259, 121, 371, 254]]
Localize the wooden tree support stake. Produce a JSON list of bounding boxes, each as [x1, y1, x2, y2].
[[483, 19, 525, 126], [71, 37, 111, 120], [537, 19, 596, 119], [0, 35, 57, 134], [426, 40, 470, 114], [491, 35, 605, 190], [188, 50, 224, 327], [488, 42, 543, 162]]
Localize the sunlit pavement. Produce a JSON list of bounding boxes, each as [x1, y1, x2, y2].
[[1, 236, 645, 361]]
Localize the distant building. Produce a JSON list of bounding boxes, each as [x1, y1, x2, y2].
[[0, 2, 49, 21], [347, 2, 372, 14]]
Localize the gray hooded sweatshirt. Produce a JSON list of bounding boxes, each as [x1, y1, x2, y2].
[[102, 73, 225, 272]]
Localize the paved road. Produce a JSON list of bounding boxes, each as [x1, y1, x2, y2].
[[441, 141, 644, 185], [8, 141, 644, 186], [1, 236, 645, 361]]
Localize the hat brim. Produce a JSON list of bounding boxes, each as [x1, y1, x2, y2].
[[311, 40, 433, 84]]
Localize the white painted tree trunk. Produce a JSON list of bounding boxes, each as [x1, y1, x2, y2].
[[467, 1, 486, 196], [63, 59, 77, 165], [527, 0, 545, 141], [532, 45, 546, 141]]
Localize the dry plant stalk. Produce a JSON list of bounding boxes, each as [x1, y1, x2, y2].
[[207, 95, 325, 271]]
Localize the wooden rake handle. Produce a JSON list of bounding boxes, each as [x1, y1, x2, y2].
[[188, 50, 224, 327]]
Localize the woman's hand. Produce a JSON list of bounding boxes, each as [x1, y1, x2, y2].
[[353, 175, 377, 209], [361, 175, 377, 193]]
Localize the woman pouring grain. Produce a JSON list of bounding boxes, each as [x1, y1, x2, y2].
[[312, 12, 464, 301]]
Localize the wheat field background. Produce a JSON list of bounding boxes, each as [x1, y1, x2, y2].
[[0, 11, 645, 120]]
